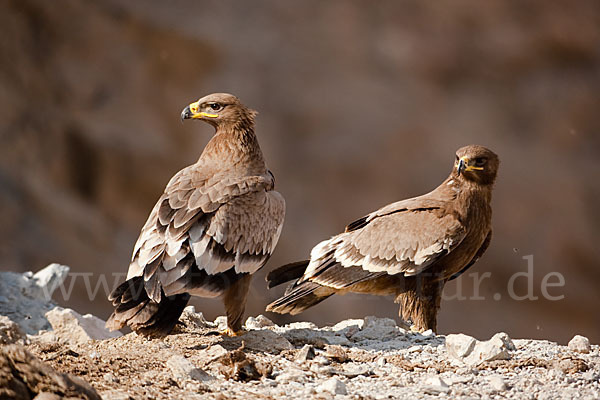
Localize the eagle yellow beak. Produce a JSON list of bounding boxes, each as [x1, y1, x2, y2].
[[456, 157, 483, 175], [181, 100, 219, 121]]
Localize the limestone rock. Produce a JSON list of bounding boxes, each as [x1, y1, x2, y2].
[[275, 368, 308, 383], [488, 375, 508, 391], [245, 314, 276, 330], [490, 332, 516, 351], [423, 376, 450, 394], [318, 377, 347, 395], [295, 344, 316, 362], [33, 394, 63, 400], [198, 344, 228, 363], [568, 335, 591, 354], [446, 332, 514, 366], [0, 264, 70, 334], [213, 316, 228, 331], [97, 390, 133, 400], [167, 355, 214, 384], [241, 329, 293, 354], [25, 264, 70, 301], [45, 307, 122, 344], [350, 316, 402, 342], [324, 344, 348, 363], [0, 315, 26, 345], [446, 333, 477, 359], [179, 306, 209, 329]]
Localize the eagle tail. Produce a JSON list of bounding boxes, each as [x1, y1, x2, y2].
[[266, 260, 309, 289], [106, 276, 190, 335], [266, 280, 334, 315]]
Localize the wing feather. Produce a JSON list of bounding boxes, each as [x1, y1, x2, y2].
[[125, 166, 285, 300], [300, 203, 466, 289]]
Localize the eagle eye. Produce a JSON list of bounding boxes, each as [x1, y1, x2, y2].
[[474, 157, 487, 167], [208, 103, 223, 111]]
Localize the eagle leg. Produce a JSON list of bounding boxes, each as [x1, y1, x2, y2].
[[222, 273, 252, 334], [396, 276, 444, 333]]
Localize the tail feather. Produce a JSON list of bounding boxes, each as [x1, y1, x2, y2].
[[106, 276, 190, 335], [266, 280, 334, 315], [266, 260, 309, 289]]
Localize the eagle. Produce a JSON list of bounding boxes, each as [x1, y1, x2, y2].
[[106, 93, 285, 336], [266, 145, 498, 332]]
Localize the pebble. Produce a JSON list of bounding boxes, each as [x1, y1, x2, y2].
[[245, 314, 275, 330], [296, 344, 316, 362], [446, 333, 477, 358], [423, 376, 450, 394], [167, 355, 214, 383], [488, 375, 508, 391], [318, 377, 348, 395], [568, 335, 591, 354]]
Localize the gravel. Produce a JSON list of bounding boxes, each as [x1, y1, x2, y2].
[[19, 310, 599, 399]]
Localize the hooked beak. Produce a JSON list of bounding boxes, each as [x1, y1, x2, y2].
[[181, 105, 192, 121], [180, 100, 219, 122], [457, 158, 466, 176], [456, 157, 484, 176]]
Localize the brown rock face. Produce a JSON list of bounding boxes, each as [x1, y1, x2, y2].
[[0, 0, 599, 342], [0, 344, 101, 400]]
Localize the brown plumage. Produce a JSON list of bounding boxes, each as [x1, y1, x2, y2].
[[266, 145, 498, 332], [106, 93, 285, 336]]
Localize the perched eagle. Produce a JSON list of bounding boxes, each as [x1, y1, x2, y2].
[[266, 145, 498, 332], [106, 93, 285, 336]]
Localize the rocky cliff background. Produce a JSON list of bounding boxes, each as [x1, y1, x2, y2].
[[1, 0, 599, 343]]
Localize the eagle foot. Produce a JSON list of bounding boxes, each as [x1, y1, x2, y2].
[[221, 327, 246, 337]]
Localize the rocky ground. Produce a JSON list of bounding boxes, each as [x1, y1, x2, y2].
[[1, 265, 599, 399]]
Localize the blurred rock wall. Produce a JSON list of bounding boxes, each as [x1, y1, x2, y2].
[[1, 0, 599, 342]]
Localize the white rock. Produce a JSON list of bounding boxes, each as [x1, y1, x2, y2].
[[568, 335, 591, 354], [26, 263, 70, 301], [313, 355, 331, 366], [491, 332, 516, 351], [350, 316, 401, 342], [275, 368, 308, 383], [167, 355, 214, 383], [318, 377, 347, 395], [199, 344, 228, 363], [0, 315, 26, 345], [296, 344, 316, 362], [45, 307, 122, 344], [245, 314, 276, 329], [213, 316, 228, 330], [242, 329, 293, 353], [465, 338, 510, 365], [423, 376, 450, 394], [363, 316, 397, 329], [180, 307, 208, 329], [98, 390, 131, 400], [488, 375, 508, 391], [331, 319, 364, 331], [446, 333, 477, 358], [447, 332, 513, 366], [286, 321, 319, 330], [0, 264, 70, 334]]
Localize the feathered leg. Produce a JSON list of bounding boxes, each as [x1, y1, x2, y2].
[[396, 276, 444, 332], [222, 273, 252, 335]]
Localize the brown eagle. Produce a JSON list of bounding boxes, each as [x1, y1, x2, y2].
[[266, 145, 498, 332], [106, 93, 285, 336]]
